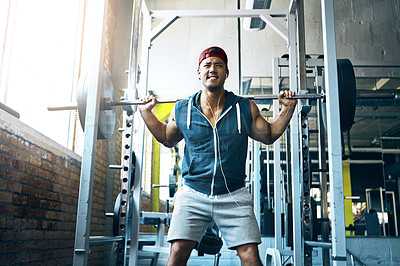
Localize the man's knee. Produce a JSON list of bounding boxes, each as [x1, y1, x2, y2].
[[236, 243, 263, 266], [167, 240, 197, 266]]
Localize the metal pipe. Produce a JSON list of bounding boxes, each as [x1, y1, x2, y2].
[[237, 0, 242, 95], [272, 57, 283, 251], [321, 0, 347, 263], [379, 136, 400, 141], [0, 101, 20, 118], [356, 89, 399, 99], [296, 0, 307, 93], [47, 93, 323, 111], [47, 103, 78, 111], [73, 0, 108, 264], [89, 236, 123, 244], [380, 187, 386, 236], [316, 66, 330, 266], [309, 147, 400, 154], [112, 93, 324, 107], [288, 11, 302, 265], [48, 88, 400, 112]]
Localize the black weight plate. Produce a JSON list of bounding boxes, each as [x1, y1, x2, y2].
[[321, 59, 357, 132], [337, 59, 356, 132], [113, 193, 122, 236]]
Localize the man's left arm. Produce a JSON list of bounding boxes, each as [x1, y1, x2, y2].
[[249, 90, 297, 145]]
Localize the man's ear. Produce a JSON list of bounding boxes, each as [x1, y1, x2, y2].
[[226, 69, 229, 78], [197, 68, 201, 79]]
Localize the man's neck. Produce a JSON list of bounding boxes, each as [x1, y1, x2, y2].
[[200, 88, 225, 125], [202, 87, 225, 106]]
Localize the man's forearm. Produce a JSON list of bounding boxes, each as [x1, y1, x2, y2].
[[140, 110, 168, 144], [270, 104, 296, 141]]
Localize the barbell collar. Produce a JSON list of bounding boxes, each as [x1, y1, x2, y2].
[[102, 97, 114, 110]]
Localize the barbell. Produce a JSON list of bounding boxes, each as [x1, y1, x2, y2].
[[152, 174, 178, 198], [48, 60, 398, 139]]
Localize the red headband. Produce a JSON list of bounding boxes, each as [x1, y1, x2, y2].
[[198, 46, 228, 67]]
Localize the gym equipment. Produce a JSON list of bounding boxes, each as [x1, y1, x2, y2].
[[196, 224, 223, 256], [196, 224, 223, 266], [299, 101, 313, 265], [336, 59, 356, 132], [152, 174, 177, 198], [68, 1, 399, 265], [320, 59, 356, 133], [44, 71, 334, 141], [113, 193, 123, 236], [77, 70, 117, 139], [48, 58, 399, 142], [0, 102, 20, 119]]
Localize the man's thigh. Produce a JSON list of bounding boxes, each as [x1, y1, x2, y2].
[[167, 186, 213, 244], [213, 187, 262, 249]]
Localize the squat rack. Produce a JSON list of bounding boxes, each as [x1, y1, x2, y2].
[[72, 0, 347, 265]]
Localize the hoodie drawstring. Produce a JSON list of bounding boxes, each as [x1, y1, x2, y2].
[[236, 102, 241, 133], [187, 98, 192, 129]]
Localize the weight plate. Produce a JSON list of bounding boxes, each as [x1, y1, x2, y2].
[[113, 193, 122, 236], [196, 225, 223, 255], [130, 151, 136, 190], [77, 72, 88, 133], [77, 70, 117, 139], [337, 59, 356, 132], [321, 59, 357, 132]]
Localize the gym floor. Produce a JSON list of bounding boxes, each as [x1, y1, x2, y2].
[[136, 235, 338, 265]]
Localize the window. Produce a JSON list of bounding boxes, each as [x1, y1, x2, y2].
[[0, 0, 83, 150]]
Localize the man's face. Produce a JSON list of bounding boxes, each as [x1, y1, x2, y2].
[[197, 57, 229, 92]]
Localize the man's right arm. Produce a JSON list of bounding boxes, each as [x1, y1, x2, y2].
[[139, 95, 183, 148]]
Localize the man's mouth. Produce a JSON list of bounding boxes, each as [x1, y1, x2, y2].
[[208, 75, 218, 80]]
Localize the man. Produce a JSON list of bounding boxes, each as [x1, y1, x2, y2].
[[139, 46, 297, 265]]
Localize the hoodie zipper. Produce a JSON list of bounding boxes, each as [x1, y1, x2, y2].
[[193, 105, 232, 196]]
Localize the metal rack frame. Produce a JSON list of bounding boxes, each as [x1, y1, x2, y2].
[[366, 187, 399, 237], [72, 0, 347, 265]]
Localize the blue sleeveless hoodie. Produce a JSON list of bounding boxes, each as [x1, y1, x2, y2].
[[174, 90, 253, 195]]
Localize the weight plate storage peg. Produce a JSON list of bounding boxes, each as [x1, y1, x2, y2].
[[77, 70, 117, 139]]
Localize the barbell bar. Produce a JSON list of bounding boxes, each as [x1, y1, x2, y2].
[[106, 93, 325, 109], [125, 93, 323, 105], [47, 89, 399, 112], [47, 93, 325, 112], [48, 60, 398, 139]]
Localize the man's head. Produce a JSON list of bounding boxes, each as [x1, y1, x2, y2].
[[198, 46, 228, 70], [197, 46, 229, 92]]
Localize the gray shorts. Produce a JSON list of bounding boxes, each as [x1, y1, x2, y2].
[[167, 185, 261, 249]]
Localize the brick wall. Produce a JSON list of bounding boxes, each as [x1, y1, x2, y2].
[[0, 110, 160, 265], [0, 123, 111, 265]]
